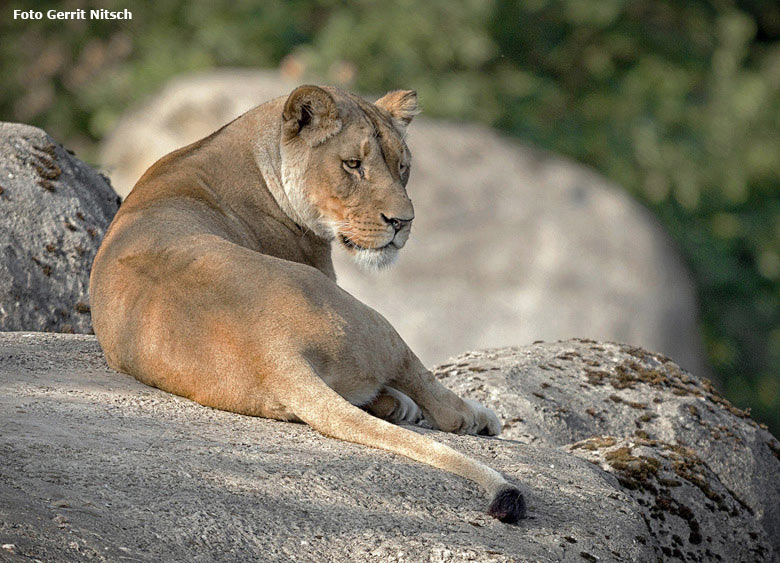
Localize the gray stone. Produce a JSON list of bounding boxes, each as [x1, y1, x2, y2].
[[568, 437, 772, 562], [98, 69, 710, 377], [0, 333, 774, 561], [435, 339, 780, 556], [0, 123, 119, 334]]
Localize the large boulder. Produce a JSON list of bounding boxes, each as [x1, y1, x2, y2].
[[0, 123, 119, 333], [98, 69, 710, 377], [0, 333, 775, 562]]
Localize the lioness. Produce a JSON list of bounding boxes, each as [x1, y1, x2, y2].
[[90, 85, 525, 523]]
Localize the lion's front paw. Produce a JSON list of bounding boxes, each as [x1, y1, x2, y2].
[[434, 399, 501, 436], [386, 387, 423, 424], [368, 387, 423, 425], [464, 399, 501, 436]]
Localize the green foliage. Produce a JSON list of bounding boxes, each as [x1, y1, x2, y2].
[[2, 0, 778, 433]]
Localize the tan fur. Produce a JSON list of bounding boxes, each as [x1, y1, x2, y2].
[[90, 85, 518, 514]]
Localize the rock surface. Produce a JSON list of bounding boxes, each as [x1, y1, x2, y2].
[[99, 69, 709, 377], [436, 339, 780, 557], [1, 333, 775, 562], [569, 436, 772, 562], [0, 123, 119, 333]]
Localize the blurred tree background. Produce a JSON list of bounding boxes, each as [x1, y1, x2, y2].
[[2, 0, 779, 434]]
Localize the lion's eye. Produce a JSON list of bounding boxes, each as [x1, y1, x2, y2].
[[343, 158, 361, 170], [399, 162, 408, 173]]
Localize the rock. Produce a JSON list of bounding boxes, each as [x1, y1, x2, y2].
[[98, 69, 709, 377], [0, 123, 119, 333], [569, 437, 772, 561], [435, 339, 780, 557], [0, 333, 774, 562]]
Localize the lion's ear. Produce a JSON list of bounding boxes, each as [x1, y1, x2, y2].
[[375, 90, 419, 132], [282, 85, 341, 146]]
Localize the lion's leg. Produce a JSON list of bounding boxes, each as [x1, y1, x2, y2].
[[364, 386, 423, 425], [390, 365, 501, 436], [268, 354, 525, 523]]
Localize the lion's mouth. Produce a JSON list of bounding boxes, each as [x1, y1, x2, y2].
[[339, 234, 394, 251]]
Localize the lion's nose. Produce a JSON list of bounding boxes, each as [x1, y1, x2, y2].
[[381, 213, 413, 232]]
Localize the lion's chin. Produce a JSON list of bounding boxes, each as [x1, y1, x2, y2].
[[349, 245, 399, 271], [337, 234, 399, 271]]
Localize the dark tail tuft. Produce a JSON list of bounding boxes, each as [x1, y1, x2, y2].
[[488, 486, 526, 524]]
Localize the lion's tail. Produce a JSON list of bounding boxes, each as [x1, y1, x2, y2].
[[276, 357, 526, 524]]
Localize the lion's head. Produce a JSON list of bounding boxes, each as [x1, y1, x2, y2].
[[277, 85, 418, 270]]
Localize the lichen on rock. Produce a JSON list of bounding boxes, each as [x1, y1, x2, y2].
[[569, 437, 772, 561]]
